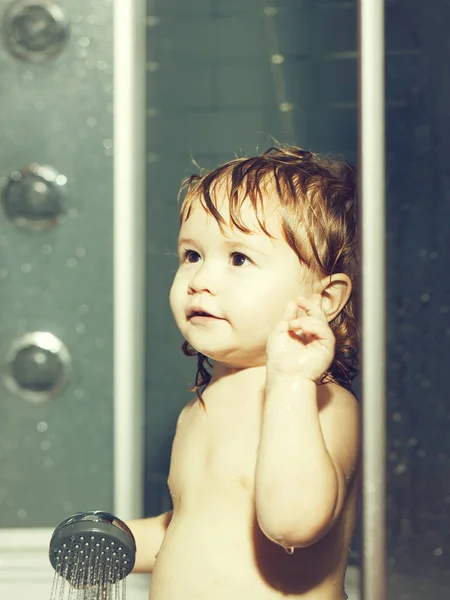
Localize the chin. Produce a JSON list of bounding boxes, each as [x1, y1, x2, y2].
[[187, 344, 229, 362], [192, 347, 266, 370]]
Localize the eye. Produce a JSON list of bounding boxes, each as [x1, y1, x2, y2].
[[230, 251, 252, 267], [181, 249, 200, 263]]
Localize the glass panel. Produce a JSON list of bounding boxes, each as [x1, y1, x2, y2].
[[0, 0, 114, 527], [144, 0, 359, 532], [385, 0, 450, 596]]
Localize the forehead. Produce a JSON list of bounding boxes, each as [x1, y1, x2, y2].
[[180, 182, 282, 238]]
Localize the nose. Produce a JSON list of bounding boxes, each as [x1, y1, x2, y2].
[[188, 262, 218, 295]]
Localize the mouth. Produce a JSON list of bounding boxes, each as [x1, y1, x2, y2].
[[187, 308, 220, 320]]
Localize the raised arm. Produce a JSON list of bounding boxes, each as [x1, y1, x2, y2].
[[254, 296, 359, 548], [255, 376, 358, 547], [127, 510, 173, 573]]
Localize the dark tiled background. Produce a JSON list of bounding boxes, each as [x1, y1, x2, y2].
[[144, 0, 450, 596]]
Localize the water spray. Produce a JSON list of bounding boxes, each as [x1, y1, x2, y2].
[[48, 511, 136, 599]]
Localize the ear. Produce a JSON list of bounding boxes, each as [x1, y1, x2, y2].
[[315, 274, 352, 322]]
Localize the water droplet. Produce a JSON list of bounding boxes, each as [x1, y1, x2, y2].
[[75, 322, 86, 334], [280, 102, 293, 112], [284, 547, 294, 555], [20, 263, 32, 273], [77, 304, 90, 316], [264, 6, 278, 17], [56, 175, 67, 185], [271, 54, 284, 64]]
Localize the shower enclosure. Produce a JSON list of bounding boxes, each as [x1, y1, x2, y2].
[[1, 0, 449, 599]]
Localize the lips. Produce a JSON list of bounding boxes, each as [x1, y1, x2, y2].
[[187, 307, 220, 319]]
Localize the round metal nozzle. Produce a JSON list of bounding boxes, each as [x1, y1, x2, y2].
[[49, 511, 136, 586]]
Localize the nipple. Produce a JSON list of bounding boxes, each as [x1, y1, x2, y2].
[[284, 547, 295, 555]]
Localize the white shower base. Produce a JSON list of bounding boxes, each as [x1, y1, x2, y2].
[[0, 528, 359, 599], [0, 528, 150, 599]]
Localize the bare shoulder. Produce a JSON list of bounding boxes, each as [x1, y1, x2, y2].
[[317, 381, 359, 416], [179, 397, 197, 417], [317, 382, 360, 483]]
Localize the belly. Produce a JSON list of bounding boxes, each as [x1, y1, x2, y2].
[[150, 509, 257, 599], [149, 506, 349, 600]]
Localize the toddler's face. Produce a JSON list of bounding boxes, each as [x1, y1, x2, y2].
[[170, 191, 317, 369]]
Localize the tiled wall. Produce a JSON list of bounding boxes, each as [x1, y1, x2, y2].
[[143, 0, 358, 512], [144, 0, 450, 596]]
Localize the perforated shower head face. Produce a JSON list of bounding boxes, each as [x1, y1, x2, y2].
[[49, 511, 136, 586]]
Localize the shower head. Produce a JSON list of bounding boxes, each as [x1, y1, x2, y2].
[[49, 511, 136, 587]]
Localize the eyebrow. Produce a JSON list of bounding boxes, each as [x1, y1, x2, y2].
[[177, 236, 270, 256], [177, 238, 197, 247]]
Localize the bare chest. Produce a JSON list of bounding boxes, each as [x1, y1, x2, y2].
[[168, 394, 264, 505]]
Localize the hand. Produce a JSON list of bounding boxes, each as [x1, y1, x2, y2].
[[266, 295, 335, 381]]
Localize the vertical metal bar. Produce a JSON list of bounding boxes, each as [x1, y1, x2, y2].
[[359, 0, 386, 599], [113, 0, 146, 520]]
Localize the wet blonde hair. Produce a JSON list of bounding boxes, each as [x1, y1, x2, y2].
[[178, 145, 359, 395]]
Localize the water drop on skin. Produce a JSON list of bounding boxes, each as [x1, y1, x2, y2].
[[285, 547, 295, 555]]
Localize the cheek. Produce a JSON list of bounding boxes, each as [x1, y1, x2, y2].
[[234, 271, 301, 313], [230, 280, 290, 330], [169, 276, 182, 318]]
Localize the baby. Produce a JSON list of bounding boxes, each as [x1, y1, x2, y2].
[[128, 146, 360, 600]]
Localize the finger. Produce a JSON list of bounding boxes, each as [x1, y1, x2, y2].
[[288, 317, 333, 340], [283, 300, 298, 322], [296, 295, 327, 320], [288, 316, 326, 330]]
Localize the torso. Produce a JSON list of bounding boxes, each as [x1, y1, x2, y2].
[[149, 376, 359, 600]]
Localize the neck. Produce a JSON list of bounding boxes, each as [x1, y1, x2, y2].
[[210, 361, 266, 386]]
